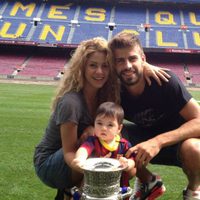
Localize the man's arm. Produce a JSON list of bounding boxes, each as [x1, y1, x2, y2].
[[126, 98, 200, 168], [155, 98, 200, 148]]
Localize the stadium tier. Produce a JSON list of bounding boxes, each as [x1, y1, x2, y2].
[[0, 0, 199, 85], [0, 46, 69, 80], [0, 1, 199, 50], [0, 50, 30, 76], [17, 52, 67, 78], [147, 52, 200, 86], [188, 66, 200, 84]]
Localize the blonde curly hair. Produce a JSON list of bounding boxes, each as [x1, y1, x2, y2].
[[52, 37, 120, 111]]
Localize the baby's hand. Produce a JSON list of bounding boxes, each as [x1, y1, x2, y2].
[[72, 158, 85, 171], [118, 157, 128, 170]]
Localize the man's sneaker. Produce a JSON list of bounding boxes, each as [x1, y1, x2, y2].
[[129, 175, 166, 200], [183, 189, 200, 200]]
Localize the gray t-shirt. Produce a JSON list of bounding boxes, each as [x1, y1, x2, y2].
[[34, 91, 92, 166]]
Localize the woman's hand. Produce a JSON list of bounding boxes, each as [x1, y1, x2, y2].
[[71, 158, 85, 173], [143, 62, 171, 86], [72, 147, 89, 173]]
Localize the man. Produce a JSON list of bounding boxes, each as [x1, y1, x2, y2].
[[108, 32, 200, 200]]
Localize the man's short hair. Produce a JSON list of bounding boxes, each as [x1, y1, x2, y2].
[[108, 31, 144, 54]]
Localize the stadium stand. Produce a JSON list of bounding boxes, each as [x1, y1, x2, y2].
[[0, 45, 70, 81], [0, 47, 31, 79], [189, 66, 200, 85], [17, 49, 67, 80], [0, 1, 200, 49], [0, 0, 199, 86], [185, 54, 200, 85], [147, 52, 200, 86]]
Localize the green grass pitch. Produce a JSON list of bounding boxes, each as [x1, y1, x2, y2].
[[0, 82, 199, 200]]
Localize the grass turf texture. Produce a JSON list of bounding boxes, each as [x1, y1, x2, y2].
[[0, 82, 199, 200]]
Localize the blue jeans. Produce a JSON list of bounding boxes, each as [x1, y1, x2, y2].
[[35, 148, 73, 189]]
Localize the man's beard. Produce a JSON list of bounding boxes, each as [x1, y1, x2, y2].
[[118, 68, 141, 86]]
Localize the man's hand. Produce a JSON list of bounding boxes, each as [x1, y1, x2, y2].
[[126, 138, 161, 168]]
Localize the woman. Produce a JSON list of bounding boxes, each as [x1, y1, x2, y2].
[[33, 37, 169, 200], [34, 37, 120, 200]]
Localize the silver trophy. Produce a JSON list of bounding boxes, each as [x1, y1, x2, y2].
[[81, 158, 133, 200]]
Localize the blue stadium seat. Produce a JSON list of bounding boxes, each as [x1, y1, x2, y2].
[[148, 5, 181, 27], [182, 7, 200, 27], [114, 4, 146, 25], [0, 0, 199, 50], [112, 25, 146, 47], [149, 27, 185, 48], [32, 21, 71, 44], [40, 1, 77, 23], [2, 1, 40, 19], [0, 19, 32, 41], [71, 23, 109, 44], [78, 3, 112, 24], [185, 28, 200, 49]]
